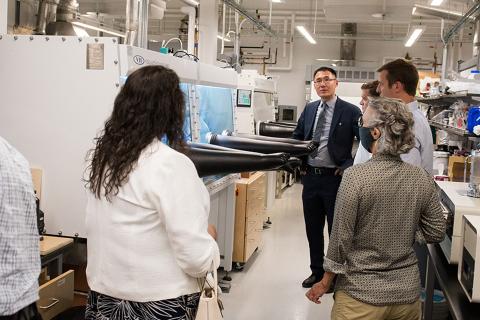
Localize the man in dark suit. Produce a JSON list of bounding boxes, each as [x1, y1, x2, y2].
[[293, 67, 361, 288]]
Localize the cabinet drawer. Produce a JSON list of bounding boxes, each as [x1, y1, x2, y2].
[[246, 197, 264, 217], [244, 230, 262, 261], [245, 213, 262, 235], [37, 270, 74, 320], [246, 176, 266, 202]]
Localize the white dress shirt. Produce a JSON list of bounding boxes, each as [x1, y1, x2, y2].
[[0, 137, 40, 316], [353, 143, 372, 165], [86, 139, 220, 302], [353, 101, 433, 175], [400, 101, 434, 175]]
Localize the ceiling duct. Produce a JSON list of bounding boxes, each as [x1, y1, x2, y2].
[[35, 0, 59, 34], [35, 0, 82, 36], [413, 4, 467, 21], [340, 23, 356, 67]]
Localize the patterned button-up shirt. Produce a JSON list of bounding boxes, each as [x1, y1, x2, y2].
[[324, 154, 445, 306], [0, 137, 40, 315]]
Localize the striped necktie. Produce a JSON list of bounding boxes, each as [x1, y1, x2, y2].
[[312, 102, 328, 142]]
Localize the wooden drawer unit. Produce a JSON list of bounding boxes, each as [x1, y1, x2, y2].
[[37, 270, 74, 320], [233, 172, 265, 263]]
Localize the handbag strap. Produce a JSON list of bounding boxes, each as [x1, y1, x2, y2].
[[198, 260, 218, 295]]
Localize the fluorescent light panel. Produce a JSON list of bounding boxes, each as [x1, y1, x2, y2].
[[296, 26, 316, 44], [404, 27, 425, 47], [271, 0, 283, 3], [431, 0, 444, 6], [412, 7, 417, 14], [71, 21, 126, 38]]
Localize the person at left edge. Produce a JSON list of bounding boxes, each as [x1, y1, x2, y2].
[[292, 67, 361, 289]]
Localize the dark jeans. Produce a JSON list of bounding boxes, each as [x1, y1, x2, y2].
[[0, 303, 42, 320], [302, 172, 342, 277]]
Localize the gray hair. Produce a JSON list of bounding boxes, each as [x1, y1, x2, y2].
[[365, 97, 415, 156]]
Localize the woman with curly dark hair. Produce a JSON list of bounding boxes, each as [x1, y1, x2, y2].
[[84, 65, 219, 320]]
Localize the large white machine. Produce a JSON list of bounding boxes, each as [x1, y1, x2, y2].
[[0, 35, 238, 271], [436, 181, 480, 264], [235, 70, 278, 212], [235, 69, 276, 135]]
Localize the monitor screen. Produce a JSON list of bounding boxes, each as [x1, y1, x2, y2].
[[282, 109, 295, 121], [237, 89, 252, 107]]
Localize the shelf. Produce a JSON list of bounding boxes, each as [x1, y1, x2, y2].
[[429, 120, 477, 137], [418, 93, 480, 106]]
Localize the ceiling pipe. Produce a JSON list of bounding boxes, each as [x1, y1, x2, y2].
[[125, 0, 139, 46], [268, 13, 295, 71], [180, 6, 195, 54], [221, 0, 277, 37], [283, 18, 288, 58], [474, 16, 480, 58], [137, 0, 149, 48]]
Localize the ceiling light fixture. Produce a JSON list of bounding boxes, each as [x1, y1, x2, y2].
[[404, 25, 425, 47], [430, 0, 444, 6], [412, 7, 417, 15], [296, 25, 316, 44], [271, 0, 283, 3], [71, 21, 126, 38]]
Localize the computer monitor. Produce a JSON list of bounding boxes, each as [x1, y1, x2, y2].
[[237, 89, 252, 107], [278, 105, 297, 122]]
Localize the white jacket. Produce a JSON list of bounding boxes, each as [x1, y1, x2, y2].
[[86, 140, 220, 302]]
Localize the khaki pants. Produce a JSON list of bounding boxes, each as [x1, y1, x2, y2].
[[331, 291, 421, 320]]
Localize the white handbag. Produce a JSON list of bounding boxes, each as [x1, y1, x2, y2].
[[195, 267, 223, 320]]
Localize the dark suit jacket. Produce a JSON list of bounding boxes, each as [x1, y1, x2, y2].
[[292, 97, 361, 170]]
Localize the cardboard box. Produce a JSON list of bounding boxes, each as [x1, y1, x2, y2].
[[448, 156, 471, 182], [30, 168, 43, 201], [240, 171, 256, 179]]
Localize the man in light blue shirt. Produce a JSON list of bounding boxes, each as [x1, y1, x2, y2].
[[355, 60, 433, 175], [375, 59, 434, 295], [376, 59, 433, 175]]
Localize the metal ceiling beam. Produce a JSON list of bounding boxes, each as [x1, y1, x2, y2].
[[221, 0, 277, 37]]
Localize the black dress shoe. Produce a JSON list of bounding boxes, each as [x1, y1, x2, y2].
[[302, 274, 320, 288]]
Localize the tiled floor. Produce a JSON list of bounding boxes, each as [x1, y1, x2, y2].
[[219, 183, 333, 320]]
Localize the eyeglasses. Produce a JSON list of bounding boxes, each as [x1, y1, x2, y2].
[[313, 77, 337, 85]]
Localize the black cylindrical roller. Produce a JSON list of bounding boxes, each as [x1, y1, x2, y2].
[[271, 121, 297, 127], [237, 133, 310, 145], [208, 134, 318, 157], [184, 146, 291, 177], [259, 122, 295, 138]]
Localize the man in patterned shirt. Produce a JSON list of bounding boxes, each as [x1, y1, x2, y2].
[[306, 97, 445, 320], [0, 136, 41, 319]]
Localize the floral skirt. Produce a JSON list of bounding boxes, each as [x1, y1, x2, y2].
[[85, 291, 200, 320]]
